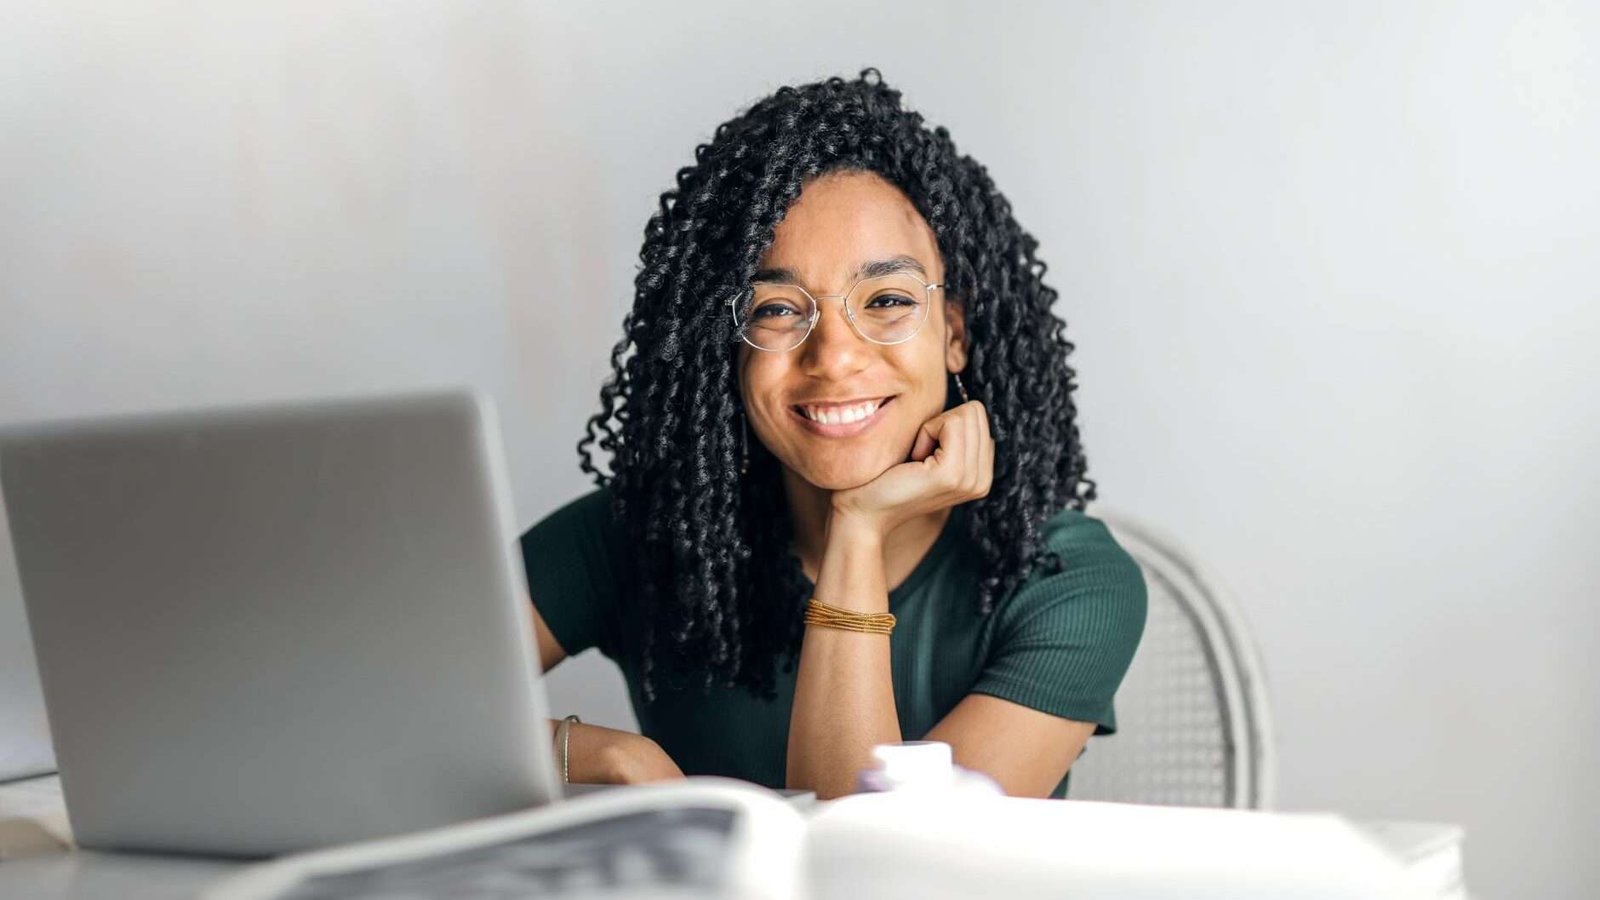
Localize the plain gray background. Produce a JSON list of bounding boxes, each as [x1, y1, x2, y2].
[[2, 2, 1595, 896]]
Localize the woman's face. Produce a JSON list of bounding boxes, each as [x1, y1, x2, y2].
[[737, 170, 966, 491]]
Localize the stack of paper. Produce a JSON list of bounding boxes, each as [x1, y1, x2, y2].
[[806, 793, 1440, 900]]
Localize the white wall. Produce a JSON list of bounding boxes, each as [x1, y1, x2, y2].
[[3, 2, 1595, 895]]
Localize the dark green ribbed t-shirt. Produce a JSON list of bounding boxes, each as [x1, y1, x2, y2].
[[519, 488, 1147, 798]]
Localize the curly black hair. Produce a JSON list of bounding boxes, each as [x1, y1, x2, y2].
[[578, 69, 1094, 701]]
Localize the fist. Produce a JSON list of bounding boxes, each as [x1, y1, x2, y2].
[[829, 400, 994, 537]]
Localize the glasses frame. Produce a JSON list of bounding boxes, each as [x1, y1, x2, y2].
[[730, 271, 946, 353]]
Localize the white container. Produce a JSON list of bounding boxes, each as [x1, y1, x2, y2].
[[855, 741, 1002, 795]]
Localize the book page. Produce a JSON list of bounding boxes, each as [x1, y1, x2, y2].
[[206, 779, 804, 900], [281, 807, 736, 900]]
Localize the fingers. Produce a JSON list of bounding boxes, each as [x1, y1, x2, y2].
[[910, 406, 961, 464], [909, 418, 939, 462], [958, 400, 992, 500], [929, 408, 966, 476], [973, 401, 993, 498], [840, 400, 994, 530], [965, 402, 981, 488], [914, 401, 992, 501]]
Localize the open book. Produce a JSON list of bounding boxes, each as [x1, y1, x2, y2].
[[203, 778, 807, 900], [202, 774, 1453, 900]]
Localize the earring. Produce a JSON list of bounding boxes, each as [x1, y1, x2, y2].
[[954, 371, 970, 404]]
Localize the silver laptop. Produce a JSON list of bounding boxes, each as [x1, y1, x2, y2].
[[0, 496, 55, 784], [0, 390, 560, 857]]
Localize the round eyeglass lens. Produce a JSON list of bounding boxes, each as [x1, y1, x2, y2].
[[737, 285, 817, 351], [846, 273, 932, 345]]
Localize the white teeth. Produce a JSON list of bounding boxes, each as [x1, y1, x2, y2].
[[801, 400, 881, 425]]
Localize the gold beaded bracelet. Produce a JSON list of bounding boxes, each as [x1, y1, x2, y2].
[[804, 597, 896, 635]]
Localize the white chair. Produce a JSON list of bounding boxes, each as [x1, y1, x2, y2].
[[1066, 513, 1276, 809]]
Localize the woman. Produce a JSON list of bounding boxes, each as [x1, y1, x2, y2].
[[520, 69, 1146, 800]]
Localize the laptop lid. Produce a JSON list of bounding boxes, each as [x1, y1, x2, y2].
[[0, 390, 559, 856], [0, 491, 55, 783]]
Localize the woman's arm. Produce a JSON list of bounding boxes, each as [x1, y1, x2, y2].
[[925, 695, 1096, 798], [784, 515, 900, 798], [531, 603, 684, 784], [554, 719, 684, 784], [786, 402, 993, 799]]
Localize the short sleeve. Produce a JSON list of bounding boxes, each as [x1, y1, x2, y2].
[[971, 509, 1147, 735], [518, 488, 629, 660]]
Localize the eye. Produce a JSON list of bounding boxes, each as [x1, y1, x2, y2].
[[864, 292, 918, 309], [750, 301, 802, 320]]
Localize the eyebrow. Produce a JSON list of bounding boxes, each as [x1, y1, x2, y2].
[[752, 254, 928, 287]]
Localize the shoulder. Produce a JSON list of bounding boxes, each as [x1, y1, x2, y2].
[[519, 485, 631, 658], [1039, 507, 1142, 580], [970, 506, 1148, 734], [994, 506, 1148, 646], [520, 486, 623, 549], [518, 485, 632, 590]]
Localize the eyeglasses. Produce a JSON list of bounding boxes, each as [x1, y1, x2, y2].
[[731, 271, 945, 353]]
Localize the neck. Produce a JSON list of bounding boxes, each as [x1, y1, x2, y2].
[[781, 467, 953, 590]]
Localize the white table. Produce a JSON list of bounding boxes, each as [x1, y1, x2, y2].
[[1, 775, 1466, 899]]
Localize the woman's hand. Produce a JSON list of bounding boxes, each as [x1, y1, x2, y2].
[[829, 400, 994, 539], [562, 721, 686, 785]]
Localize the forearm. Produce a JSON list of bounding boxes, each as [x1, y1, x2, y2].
[[548, 719, 684, 784], [786, 516, 901, 798]]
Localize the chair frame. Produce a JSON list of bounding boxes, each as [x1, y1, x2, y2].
[[1097, 511, 1278, 809]]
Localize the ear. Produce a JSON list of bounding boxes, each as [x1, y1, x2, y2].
[[944, 296, 969, 374]]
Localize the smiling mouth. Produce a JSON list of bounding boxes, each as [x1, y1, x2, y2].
[[789, 396, 895, 436], [794, 397, 890, 425]]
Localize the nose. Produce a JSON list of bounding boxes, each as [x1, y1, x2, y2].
[[797, 297, 871, 382]]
